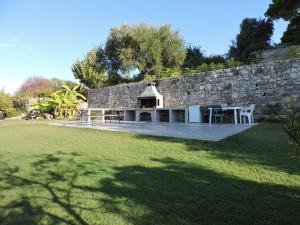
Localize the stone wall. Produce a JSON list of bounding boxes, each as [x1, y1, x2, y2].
[[88, 58, 300, 118]]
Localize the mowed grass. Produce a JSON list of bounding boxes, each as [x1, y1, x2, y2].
[[0, 121, 299, 225]]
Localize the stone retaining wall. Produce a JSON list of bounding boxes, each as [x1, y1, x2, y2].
[[88, 58, 300, 118]]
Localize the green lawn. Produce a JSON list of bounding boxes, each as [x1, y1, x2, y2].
[[0, 121, 299, 225]]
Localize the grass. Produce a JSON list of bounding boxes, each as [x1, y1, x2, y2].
[[0, 121, 299, 225]]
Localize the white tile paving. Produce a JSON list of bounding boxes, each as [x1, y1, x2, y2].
[[50, 121, 254, 141]]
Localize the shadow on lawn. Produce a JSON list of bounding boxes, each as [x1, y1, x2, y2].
[[0, 152, 299, 225], [0, 152, 101, 225], [97, 157, 300, 225], [133, 123, 300, 175]]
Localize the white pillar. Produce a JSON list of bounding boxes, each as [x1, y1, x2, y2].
[[102, 109, 105, 123], [234, 109, 238, 125], [87, 109, 91, 122]]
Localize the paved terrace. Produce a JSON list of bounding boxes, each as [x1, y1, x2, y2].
[[50, 121, 254, 141]]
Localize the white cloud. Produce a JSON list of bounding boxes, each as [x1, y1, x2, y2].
[[0, 79, 24, 95]]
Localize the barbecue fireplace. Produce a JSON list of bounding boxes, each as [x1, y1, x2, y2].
[[137, 83, 163, 109]]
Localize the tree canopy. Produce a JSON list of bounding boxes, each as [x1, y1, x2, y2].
[[105, 24, 186, 80], [265, 0, 300, 20], [228, 18, 274, 63], [183, 44, 205, 68], [281, 15, 300, 44], [16, 76, 55, 98], [72, 48, 108, 89], [265, 0, 300, 45], [72, 24, 186, 87]]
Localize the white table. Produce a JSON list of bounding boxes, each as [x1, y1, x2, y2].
[[209, 106, 242, 125]]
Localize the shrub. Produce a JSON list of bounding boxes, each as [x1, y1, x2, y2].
[[0, 91, 14, 118], [226, 58, 243, 68], [31, 98, 54, 115], [182, 58, 243, 76], [286, 46, 300, 59], [4, 108, 20, 118], [281, 96, 300, 157], [267, 96, 300, 157], [31, 83, 86, 118], [158, 67, 181, 79]]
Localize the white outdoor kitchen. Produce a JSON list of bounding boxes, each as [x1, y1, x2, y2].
[[85, 82, 254, 125]]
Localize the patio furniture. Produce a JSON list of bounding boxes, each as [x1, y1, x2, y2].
[[240, 104, 255, 124], [105, 114, 122, 123], [90, 116, 105, 126], [209, 106, 242, 124], [222, 106, 242, 124], [212, 106, 225, 123]]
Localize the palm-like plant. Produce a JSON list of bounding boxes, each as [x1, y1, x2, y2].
[[54, 83, 86, 118], [32, 83, 86, 118]]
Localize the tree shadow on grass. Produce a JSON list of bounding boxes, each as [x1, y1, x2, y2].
[[0, 150, 299, 225], [95, 157, 300, 225], [132, 123, 300, 175], [0, 152, 102, 225]]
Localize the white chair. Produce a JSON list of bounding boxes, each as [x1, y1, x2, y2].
[[240, 104, 255, 124]]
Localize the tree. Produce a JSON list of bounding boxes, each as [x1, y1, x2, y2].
[[105, 23, 186, 81], [265, 0, 300, 45], [183, 44, 205, 68], [72, 47, 108, 89], [281, 15, 300, 44], [265, 0, 300, 20], [204, 55, 227, 64], [16, 76, 55, 98], [228, 18, 274, 63]]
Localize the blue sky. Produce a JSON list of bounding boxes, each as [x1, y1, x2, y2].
[[0, 0, 287, 94]]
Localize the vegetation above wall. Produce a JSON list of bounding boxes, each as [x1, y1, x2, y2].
[[72, 24, 186, 87], [71, 1, 300, 88], [228, 18, 274, 63]]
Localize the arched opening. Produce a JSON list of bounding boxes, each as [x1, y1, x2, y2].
[[139, 112, 152, 122]]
